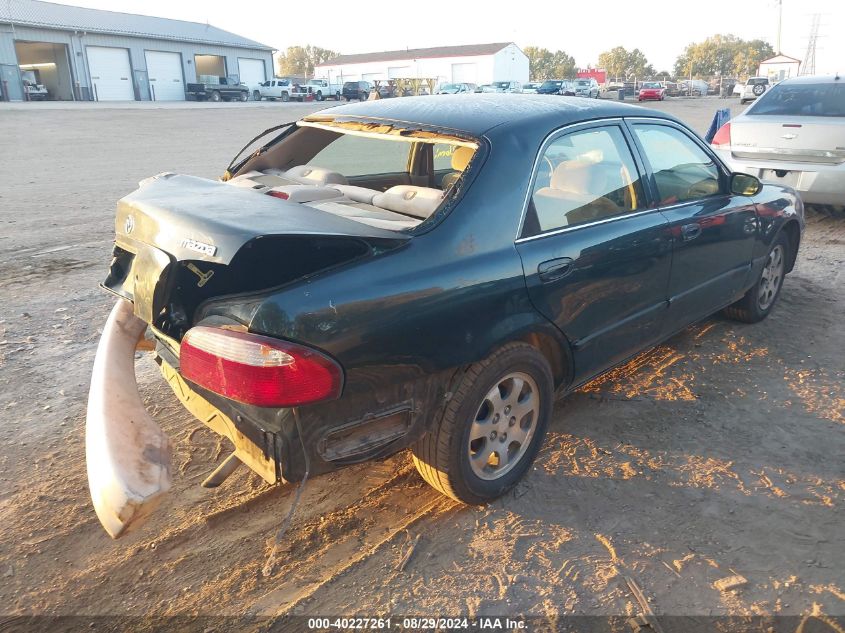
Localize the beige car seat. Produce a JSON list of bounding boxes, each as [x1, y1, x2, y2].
[[533, 159, 621, 231], [440, 146, 474, 190]]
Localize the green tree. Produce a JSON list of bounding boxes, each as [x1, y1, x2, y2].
[[598, 46, 655, 81], [524, 46, 575, 80], [275, 45, 338, 77], [674, 34, 774, 79]]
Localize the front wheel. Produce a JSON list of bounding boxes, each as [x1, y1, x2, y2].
[[315, 91, 324, 102], [239, 91, 248, 102], [724, 232, 789, 323], [253, 90, 261, 101], [209, 90, 221, 102], [412, 343, 553, 504]]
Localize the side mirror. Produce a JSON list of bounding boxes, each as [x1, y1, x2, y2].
[[730, 173, 762, 196]]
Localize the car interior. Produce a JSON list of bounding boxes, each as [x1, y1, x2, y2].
[[525, 127, 643, 235], [226, 122, 478, 231]]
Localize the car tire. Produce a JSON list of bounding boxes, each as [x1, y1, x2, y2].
[[411, 343, 553, 504], [335, 91, 341, 100], [239, 92, 248, 102], [281, 92, 289, 102], [723, 232, 790, 323], [209, 91, 221, 103], [253, 90, 261, 101], [315, 91, 324, 101]]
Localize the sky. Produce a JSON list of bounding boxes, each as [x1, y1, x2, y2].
[[62, 0, 844, 74]]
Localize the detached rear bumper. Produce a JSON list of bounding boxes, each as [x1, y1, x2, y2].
[[86, 299, 172, 538]]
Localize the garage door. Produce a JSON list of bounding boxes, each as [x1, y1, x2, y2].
[[451, 63, 477, 83], [145, 51, 184, 101], [87, 46, 134, 101], [238, 58, 266, 86], [388, 66, 411, 79]]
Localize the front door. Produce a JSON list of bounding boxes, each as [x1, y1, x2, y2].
[[628, 121, 757, 331], [516, 122, 673, 384]]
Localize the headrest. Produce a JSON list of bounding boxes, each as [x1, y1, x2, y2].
[[550, 156, 607, 196], [372, 185, 443, 219], [285, 165, 349, 186], [451, 146, 474, 171]]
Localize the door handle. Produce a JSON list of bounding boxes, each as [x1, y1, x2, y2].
[[538, 257, 573, 282], [681, 223, 702, 241]]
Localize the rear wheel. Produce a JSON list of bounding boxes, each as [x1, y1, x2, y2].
[[281, 91, 289, 102], [724, 232, 789, 323], [239, 91, 248, 102], [412, 343, 553, 504], [335, 91, 341, 100]]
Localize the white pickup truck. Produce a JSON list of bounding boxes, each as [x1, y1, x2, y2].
[[252, 77, 342, 102], [251, 78, 300, 102], [301, 78, 342, 101]]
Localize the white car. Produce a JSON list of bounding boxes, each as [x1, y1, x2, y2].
[[712, 75, 845, 207], [522, 81, 542, 94], [740, 77, 771, 104]]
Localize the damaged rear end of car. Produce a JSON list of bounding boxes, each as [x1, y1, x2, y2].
[[89, 172, 411, 538]]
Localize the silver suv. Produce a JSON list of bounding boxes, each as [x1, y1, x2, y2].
[[572, 78, 600, 98]]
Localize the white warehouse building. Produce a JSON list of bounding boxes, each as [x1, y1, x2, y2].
[[315, 42, 528, 88]]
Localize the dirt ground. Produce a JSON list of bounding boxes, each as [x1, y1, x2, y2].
[[0, 97, 843, 628]]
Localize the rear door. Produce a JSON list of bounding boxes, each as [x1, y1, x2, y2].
[[628, 120, 757, 332], [515, 121, 673, 383]]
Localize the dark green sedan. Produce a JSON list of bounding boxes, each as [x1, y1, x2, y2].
[[86, 94, 804, 538]]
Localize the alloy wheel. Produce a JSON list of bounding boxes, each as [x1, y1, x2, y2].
[[467, 372, 539, 481], [758, 244, 784, 310]]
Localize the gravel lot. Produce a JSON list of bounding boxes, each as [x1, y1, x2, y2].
[[0, 96, 843, 626]]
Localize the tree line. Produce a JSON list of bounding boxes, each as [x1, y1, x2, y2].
[[526, 35, 774, 82], [274, 35, 775, 83]]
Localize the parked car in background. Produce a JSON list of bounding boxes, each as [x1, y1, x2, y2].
[[536, 80, 567, 95], [252, 78, 296, 102], [491, 80, 522, 93], [740, 77, 771, 104], [638, 81, 666, 101], [522, 81, 542, 94], [437, 82, 477, 94], [342, 80, 371, 101], [572, 78, 600, 98], [186, 76, 249, 102], [713, 75, 845, 207], [664, 82, 681, 97], [305, 78, 343, 101], [679, 79, 708, 97], [86, 94, 803, 539], [477, 84, 496, 93]]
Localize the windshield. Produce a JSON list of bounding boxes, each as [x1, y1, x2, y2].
[[642, 82, 662, 89], [440, 84, 457, 91], [750, 82, 845, 117], [343, 82, 359, 89], [575, 80, 590, 86], [493, 82, 511, 89], [540, 81, 562, 89]]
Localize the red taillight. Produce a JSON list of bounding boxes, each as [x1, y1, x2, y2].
[[711, 121, 731, 148], [179, 327, 343, 407], [267, 190, 289, 200]]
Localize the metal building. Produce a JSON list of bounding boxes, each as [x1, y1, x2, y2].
[[315, 43, 529, 89], [0, 0, 273, 101]]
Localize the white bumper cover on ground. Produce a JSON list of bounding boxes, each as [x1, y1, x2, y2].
[[86, 299, 172, 538]]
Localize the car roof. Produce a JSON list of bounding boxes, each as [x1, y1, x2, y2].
[[775, 75, 842, 85], [309, 93, 674, 137]]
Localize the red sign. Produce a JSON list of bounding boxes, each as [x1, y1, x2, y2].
[[577, 68, 607, 84]]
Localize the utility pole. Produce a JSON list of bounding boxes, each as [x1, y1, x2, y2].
[[776, 0, 783, 54]]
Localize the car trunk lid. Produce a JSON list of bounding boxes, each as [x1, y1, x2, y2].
[[730, 116, 845, 165], [106, 173, 408, 336]]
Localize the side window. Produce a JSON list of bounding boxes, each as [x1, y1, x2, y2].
[[524, 125, 645, 236], [632, 124, 722, 205], [310, 134, 411, 177]]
